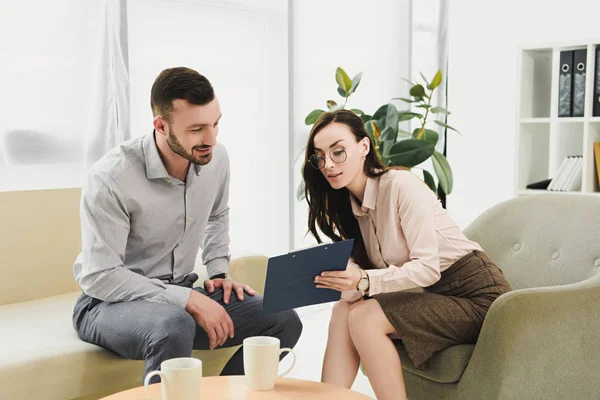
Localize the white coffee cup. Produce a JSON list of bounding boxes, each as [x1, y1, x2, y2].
[[144, 357, 202, 400], [243, 336, 296, 391]]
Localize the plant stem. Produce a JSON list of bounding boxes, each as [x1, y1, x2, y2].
[[421, 89, 433, 131], [417, 88, 433, 139]]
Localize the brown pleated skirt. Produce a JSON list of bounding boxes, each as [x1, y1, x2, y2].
[[372, 250, 512, 370]]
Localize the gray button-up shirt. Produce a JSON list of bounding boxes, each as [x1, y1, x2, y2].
[[73, 132, 230, 309]]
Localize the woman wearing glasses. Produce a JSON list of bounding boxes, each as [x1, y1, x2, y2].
[[303, 109, 511, 400]]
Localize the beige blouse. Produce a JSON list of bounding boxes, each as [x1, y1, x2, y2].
[[349, 169, 482, 297]]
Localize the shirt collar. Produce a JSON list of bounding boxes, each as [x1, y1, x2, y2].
[[142, 131, 202, 180], [350, 175, 380, 216], [143, 131, 169, 180]]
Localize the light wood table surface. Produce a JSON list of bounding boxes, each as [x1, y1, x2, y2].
[[101, 376, 372, 399]]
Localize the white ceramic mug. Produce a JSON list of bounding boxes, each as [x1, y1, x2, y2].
[[243, 336, 296, 391], [143, 357, 202, 400]]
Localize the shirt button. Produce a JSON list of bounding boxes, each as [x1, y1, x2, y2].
[[552, 252, 560, 260], [187, 216, 192, 221], [512, 243, 521, 251], [166, 179, 171, 183], [594, 259, 600, 268]]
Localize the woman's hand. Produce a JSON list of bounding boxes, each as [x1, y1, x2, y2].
[[315, 259, 362, 292]]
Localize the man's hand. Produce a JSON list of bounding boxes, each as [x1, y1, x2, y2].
[[204, 278, 257, 305], [185, 290, 234, 350], [315, 259, 363, 292]]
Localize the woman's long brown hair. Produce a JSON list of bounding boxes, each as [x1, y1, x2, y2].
[[303, 109, 387, 270]]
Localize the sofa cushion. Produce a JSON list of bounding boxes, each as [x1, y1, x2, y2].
[[396, 341, 474, 384], [0, 292, 237, 400]]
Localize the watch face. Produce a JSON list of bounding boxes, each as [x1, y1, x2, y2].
[[358, 278, 369, 291]]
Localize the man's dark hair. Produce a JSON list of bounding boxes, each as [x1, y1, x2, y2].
[[150, 67, 215, 123]]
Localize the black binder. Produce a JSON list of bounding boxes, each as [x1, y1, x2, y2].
[[594, 46, 600, 117], [558, 51, 574, 117], [572, 49, 587, 117]]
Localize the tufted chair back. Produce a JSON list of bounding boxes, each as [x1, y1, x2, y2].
[[463, 194, 600, 290]]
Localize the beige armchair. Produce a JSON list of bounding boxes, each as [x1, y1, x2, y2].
[[366, 194, 600, 399], [0, 188, 268, 400]]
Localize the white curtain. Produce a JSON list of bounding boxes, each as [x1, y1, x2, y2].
[[0, 0, 130, 192], [85, 0, 131, 163]]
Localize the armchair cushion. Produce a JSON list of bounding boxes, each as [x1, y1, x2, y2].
[[396, 342, 474, 384]]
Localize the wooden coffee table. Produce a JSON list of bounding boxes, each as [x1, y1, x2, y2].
[[101, 376, 372, 399]]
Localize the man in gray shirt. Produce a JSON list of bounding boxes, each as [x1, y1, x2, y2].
[[72, 67, 302, 383]]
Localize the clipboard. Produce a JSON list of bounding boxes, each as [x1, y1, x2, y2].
[[261, 239, 354, 315]]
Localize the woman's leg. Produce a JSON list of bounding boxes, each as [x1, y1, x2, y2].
[[348, 299, 407, 400], [321, 300, 363, 387]]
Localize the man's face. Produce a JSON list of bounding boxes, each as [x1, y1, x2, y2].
[[164, 98, 222, 165]]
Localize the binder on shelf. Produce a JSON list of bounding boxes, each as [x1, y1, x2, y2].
[[556, 156, 577, 191], [594, 47, 600, 117], [548, 157, 570, 191], [595, 142, 600, 187], [563, 156, 583, 192], [548, 156, 583, 191], [558, 51, 574, 117], [572, 49, 587, 117]]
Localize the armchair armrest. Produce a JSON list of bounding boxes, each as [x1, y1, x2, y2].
[[192, 251, 268, 296], [228, 255, 268, 295], [458, 273, 600, 399]]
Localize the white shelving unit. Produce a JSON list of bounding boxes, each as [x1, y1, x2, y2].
[[516, 39, 600, 196]]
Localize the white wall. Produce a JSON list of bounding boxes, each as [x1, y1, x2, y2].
[[291, 0, 411, 249], [127, 0, 289, 257], [447, 0, 600, 229]]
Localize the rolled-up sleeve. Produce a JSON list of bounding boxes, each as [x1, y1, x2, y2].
[[74, 171, 191, 308], [366, 175, 441, 296]]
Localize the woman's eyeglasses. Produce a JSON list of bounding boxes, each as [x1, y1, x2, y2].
[[308, 148, 347, 169]]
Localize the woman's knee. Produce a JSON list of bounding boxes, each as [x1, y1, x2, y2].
[[348, 299, 391, 337]]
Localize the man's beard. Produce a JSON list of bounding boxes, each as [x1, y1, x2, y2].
[[166, 129, 212, 166]]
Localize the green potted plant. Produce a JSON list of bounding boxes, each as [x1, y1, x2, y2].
[[300, 67, 459, 199]]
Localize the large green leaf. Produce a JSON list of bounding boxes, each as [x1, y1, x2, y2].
[[305, 109, 324, 125], [349, 72, 363, 95], [434, 120, 461, 134], [430, 70, 443, 90], [410, 84, 426, 98], [372, 104, 389, 121], [335, 67, 352, 94], [380, 126, 396, 141], [385, 139, 434, 168], [385, 103, 398, 131], [364, 120, 381, 143], [432, 151, 453, 194], [431, 106, 450, 114], [382, 139, 396, 156], [412, 128, 439, 146], [350, 108, 364, 116], [423, 169, 436, 192], [398, 111, 423, 122], [360, 114, 372, 123]]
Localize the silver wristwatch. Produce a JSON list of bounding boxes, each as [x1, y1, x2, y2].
[[357, 269, 370, 295]]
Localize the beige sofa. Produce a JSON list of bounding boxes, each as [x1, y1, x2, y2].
[[0, 188, 268, 400]]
